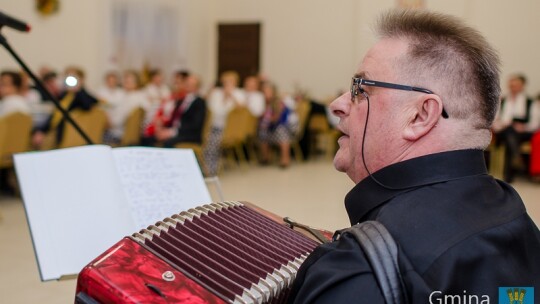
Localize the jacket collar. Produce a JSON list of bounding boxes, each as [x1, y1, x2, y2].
[[345, 149, 488, 225]]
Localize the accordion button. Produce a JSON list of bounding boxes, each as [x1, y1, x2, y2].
[[162, 271, 176, 282]]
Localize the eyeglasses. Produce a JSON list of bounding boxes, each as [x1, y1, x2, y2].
[[350, 77, 449, 119]]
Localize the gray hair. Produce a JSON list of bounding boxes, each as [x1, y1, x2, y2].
[[376, 10, 501, 129]]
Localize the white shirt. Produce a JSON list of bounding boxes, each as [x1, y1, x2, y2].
[[145, 84, 171, 124], [145, 83, 171, 105], [107, 90, 149, 139], [0, 94, 31, 118], [208, 88, 246, 128], [24, 89, 42, 105], [493, 93, 540, 132], [97, 86, 124, 107], [24, 89, 53, 128], [244, 90, 265, 117], [283, 95, 296, 110]]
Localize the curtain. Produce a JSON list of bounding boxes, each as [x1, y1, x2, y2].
[[109, 0, 185, 78]]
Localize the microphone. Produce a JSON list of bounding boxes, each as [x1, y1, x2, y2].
[[0, 11, 31, 32]]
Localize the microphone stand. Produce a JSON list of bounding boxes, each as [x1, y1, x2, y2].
[[0, 30, 93, 145]]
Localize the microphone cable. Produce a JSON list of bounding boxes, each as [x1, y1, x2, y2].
[[358, 92, 483, 190], [358, 92, 405, 190]]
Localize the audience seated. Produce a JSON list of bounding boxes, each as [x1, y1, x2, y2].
[[492, 74, 540, 182], [242, 75, 265, 118], [10, 63, 540, 184], [34, 68, 62, 102], [0, 70, 31, 194], [32, 66, 98, 149], [153, 75, 207, 148], [104, 70, 149, 144], [29, 71, 58, 129], [41, 72, 61, 100], [258, 81, 298, 168], [144, 68, 171, 130], [19, 72, 42, 106], [204, 71, 246, 175], [97, 71, 124, 107], [142, 70, 189, 142], [0, 71, 31, 118]]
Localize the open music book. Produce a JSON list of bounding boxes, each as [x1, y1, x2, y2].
[[14, 145, 211, 281]]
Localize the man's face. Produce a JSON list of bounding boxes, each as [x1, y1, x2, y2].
[[244, 77, 259, 92], [330, 38, 411, 183], [152, 73, 163, 85], [185, 76, 199, 93], [106, 74, 119, 88], [0, 75, 17, 97], [508, 78, 524, 96], [173, 75, 187, 92], [123, 74, 138, 91]]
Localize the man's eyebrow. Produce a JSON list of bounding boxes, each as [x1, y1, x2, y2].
[[353, 72, 370, 79]]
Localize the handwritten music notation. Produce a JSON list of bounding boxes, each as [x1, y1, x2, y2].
[[113, 147, 211, 229]]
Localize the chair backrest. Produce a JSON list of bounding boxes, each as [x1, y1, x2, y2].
[[295, 100, 312, 139], [243, 110, 258, 139], [120, 107, 145, 146], [59, 107, 108, 148], [0, 112, 33, 168], [221, 106, 251, 148], [308, 114, 330, 133]]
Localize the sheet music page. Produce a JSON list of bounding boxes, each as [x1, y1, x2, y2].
[[14, 145, 135, 281], [111, 147, 211, 229]]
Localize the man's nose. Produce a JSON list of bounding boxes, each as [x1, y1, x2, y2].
[[330, 92, 350, 118]]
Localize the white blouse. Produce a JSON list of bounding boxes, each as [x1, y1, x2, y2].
[[208, 88, 246, 129]]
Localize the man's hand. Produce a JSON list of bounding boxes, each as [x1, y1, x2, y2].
[[155, 127, 174, 141]]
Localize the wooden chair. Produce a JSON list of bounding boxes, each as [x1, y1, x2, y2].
[[290, 100, 312, 162], [58, 107, 109, 148], [488, 142, 505, 180], [220, 106, 252, 169], [0, 112, 33, 168], [175, 110, 212, 176], [120, 107, 145, 146], [242, 110, 259, 164], [0, 112, 33, 197], [306, 113, 340, 160], [488, 138, 531, 181]]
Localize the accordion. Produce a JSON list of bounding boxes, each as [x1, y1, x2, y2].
[[75, 201, 330, 304]]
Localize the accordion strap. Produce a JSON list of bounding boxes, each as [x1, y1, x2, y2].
[[283, 217, 331, 243], [339, 221, 408, 304]]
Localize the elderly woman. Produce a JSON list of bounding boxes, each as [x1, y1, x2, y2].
[[204, 71, 246, 175], [104, 70, 149, 144], [258, 81, 298, 168]]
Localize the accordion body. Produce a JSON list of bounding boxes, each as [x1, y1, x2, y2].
[[76, 202, 325, 304]]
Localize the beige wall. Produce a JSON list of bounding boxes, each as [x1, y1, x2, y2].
[[0, 0, 539, 100], [0, 0, 106, 89]]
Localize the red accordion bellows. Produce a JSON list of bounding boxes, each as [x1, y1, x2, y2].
[[76, 202, 320, 304]]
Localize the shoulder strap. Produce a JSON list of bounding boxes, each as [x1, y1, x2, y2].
[[344, 221, 407, 304]]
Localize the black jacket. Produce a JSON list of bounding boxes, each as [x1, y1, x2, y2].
[[163, 95, 207, 147], [40, 88, 98, 144]]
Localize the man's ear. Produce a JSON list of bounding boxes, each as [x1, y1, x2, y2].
[[402, 95, 444, 141]]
